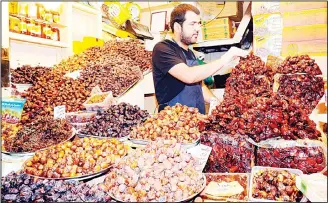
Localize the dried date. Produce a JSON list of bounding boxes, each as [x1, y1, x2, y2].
[[11, 65, 52, 84], [277, 55, 322, 75]]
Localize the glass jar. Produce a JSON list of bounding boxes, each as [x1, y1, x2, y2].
[[34, 20, 42, 37], [18, 3, 28, 17], [19, 17, 27, 34], [9, 16, 20, 33], [44, 9, 53, 23], [52, 11, 60, 24], [51, 27, 60, 41], [27, 2, 37, 18], [26, 19, 35, 36], [8, 2, 19, 15], [36, 3, 45, 20], [42, 23, 52, 39]]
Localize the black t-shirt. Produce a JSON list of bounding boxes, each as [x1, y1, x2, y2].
[[152, 39, 196, 104]]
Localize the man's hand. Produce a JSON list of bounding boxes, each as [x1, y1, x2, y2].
[[220, 47, 249, 66]]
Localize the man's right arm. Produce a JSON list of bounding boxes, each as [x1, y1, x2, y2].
[[168, 47, 249, 84]]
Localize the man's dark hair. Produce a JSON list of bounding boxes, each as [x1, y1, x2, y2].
[[170, 4, 200, 33]]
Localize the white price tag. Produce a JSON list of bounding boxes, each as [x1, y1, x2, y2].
[[187, 144, 212, 172], [54, 105, 65, 119]]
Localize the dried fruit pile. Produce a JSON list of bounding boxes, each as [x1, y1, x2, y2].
[[11, 65, 52, 84], [80, 103, 149, 138], [20, 71, 91, 123], [224, 75, 272, 99], [79, 63, 141, 97], [201, 132, 255, 173], [104, 140, 204, 202], [130, 104, 204, 144], [23, 137, 128, 178], [257, 146, 326, 174], [251, 169, 303, 201], [201, 173, 249, 201], [277, 55, 322, 75], [1, 171, 112, 202], [3, 117, 72, 153], [277, 74, 324, 114]]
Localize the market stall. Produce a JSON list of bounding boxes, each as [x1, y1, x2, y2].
[[1, 1, 327, 203]]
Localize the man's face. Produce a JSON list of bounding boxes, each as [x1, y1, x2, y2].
[[180, 11, 201, 45]]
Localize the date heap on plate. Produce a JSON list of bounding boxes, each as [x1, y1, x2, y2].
[[252, 169, 303, 202], [80, 103, 149, 138], [277, 74, 324, 114], [201, 132, 254, 173], [257, 146, 326, 174], [1, 171, 111, 202], [23, 137, 128, 179], [277, 55, 322, 75], [105, 139, 204, 202], [3, 116, 72, 153], [130, 104, 204, 144]]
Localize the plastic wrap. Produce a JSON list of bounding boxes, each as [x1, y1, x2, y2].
[[83, 91, 116, 111]]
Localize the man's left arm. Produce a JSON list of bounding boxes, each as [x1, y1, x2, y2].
[[201, 82, 216, 104]]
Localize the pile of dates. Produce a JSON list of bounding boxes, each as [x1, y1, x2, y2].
[[257, 146, 326, 174], [11, 65, 52, 84], [79, 62, 141, 97], [1, 171, 112, 202], [277, 55, 322, 75], [21, 71, 91, 123], [201, 173, 249, 201], [130, 104, 204, 144], [224, 75, 272, 99], [80, 103, 149, 138], [23, 137, 128, 178], [231, 52, 275, 80], [201, 132, 254, 173], [104, 139, 204, 202], [3, 117, 72, 153], [251, 169, 303, 201], [54, 53, 88, 73], [277, 74, 324, 114]]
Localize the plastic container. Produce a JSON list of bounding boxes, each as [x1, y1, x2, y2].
[[83, 92, 115, 111], [71, 123, 88, 131], [201, 173, 250, 201], [65, 111, 96, 124], [249, 166, 306, 202]]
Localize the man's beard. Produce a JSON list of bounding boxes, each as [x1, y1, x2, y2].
[[180, 32, 194, 45]]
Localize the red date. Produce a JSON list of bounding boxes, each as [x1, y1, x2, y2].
[[277, 55, 322, 75]]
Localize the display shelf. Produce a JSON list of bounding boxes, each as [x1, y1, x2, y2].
[[72, 2, 99, 15], [193, 2, 251, 48], [9, 32, 68, 48], [9, 14, 67, 29]]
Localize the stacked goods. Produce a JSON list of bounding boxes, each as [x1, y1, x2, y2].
[[79, 61, 141, 97], [80, 103, 149, 138], [11, 65, 52, 84], [277, 74, 324, 114], [104, 140, 205, 202], [201, 132, 255, 173], [23, 138, 128, 178], [277, 55, 322, 75], [130, 104, 205, 144], [20, 71, 91, 123], [1, 171, 111, 202], [201, 18, 233, 41], [3, 117, 72, 153], [251, 168, 303, 201], [257, 146, 326, 174]]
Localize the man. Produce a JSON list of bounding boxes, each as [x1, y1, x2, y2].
[[152, 4, 248, 114]]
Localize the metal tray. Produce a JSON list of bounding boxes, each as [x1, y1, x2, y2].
[[2, 128, 77, 157], [128, 137, 200, 149], [77, 132, 128, 142], [108, 173, 207, 202]]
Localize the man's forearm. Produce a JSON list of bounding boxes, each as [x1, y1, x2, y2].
[[202, 82, 216, 104]]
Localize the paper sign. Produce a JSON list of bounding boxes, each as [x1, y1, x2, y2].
[[90, 86, 103, 95], [54, 105, 65, 119], [204, 181, 244, 197], [64, 70, 81, 79], [187, 144, 212, 171], [208, 97, 219, 115]]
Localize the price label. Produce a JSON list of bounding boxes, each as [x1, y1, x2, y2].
[[187, 144, 212, 171], [54, 105, 65, 119]]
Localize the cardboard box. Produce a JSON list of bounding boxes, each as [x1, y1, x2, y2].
[[252, 2, 280, 15], [253, 34, 282, 61], [283, 8, 327, 27], [202, 32, 232, 41], [280, 2, 327, 13], [283, 24, 327, 42], [199, 2, 243, 22], [282, 40, 327, 57], [201, 17, 231, 27], [253, 13, 283, 36]]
